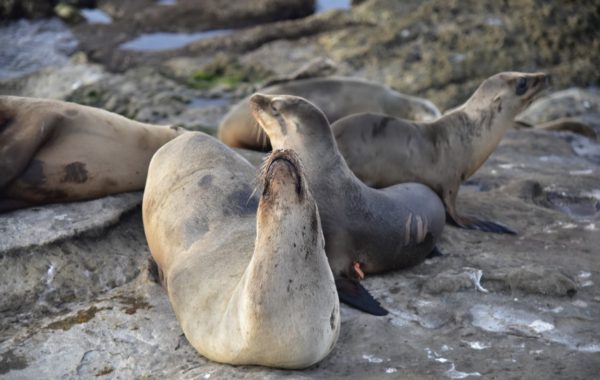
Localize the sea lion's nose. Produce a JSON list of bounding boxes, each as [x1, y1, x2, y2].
[[249, 93, 272, 108]]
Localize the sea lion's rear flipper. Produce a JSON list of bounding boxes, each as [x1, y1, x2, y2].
[[336, 278, 388, 316]]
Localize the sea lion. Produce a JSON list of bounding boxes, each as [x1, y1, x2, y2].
[[0, 96, 185, 212], [142, 132, 340, 369], [250, 93, 446, 316], [331, 72, 550, 234], [219, 76, 441, 151]]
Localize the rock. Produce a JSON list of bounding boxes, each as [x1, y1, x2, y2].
[[66, 67, 200, 122], [71, 0, 321, 71], [0, 192, 141, 253], [0, 193, 143, 317], [516, 88, 600, 139], [0, 60, 105, 99], [517, 89, 600, 127], [0, 18, 78, 80], [261, 56, 338, 87]]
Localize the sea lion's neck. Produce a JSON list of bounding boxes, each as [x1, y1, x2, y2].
[[301, 138, 361, 196], [144, 123, 188, 145], [443, 103, 513, 177]]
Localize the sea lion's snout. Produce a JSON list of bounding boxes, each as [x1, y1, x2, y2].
[[249, 93, 272, 114], [261, 149, 304, 201]]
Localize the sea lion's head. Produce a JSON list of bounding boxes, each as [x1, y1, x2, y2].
[[260, 149, 307, 205], [250, 93, 332, 151], [467, 72, 549, 119], [256, 148, 324, 256]]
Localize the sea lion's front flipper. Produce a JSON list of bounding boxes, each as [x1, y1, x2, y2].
[[446, 212, 517, 235], [443, 190, 516, 235], [467, 218, 516, 235], [336, 278, 388, 316]]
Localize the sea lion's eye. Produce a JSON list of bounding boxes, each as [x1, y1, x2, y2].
[[271, 100, 283, 114], [515, 77, 528, 96]]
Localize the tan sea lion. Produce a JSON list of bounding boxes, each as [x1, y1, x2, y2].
[[331, 72, 550, 234], [143, 132, 340, 368], [250, 93, 446, 316], [0, 96, 185, 212], [219, 76, 441, 151]]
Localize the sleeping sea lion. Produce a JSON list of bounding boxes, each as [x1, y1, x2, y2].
[[0, 96, 184, 212], [218, 76, 441, 151]]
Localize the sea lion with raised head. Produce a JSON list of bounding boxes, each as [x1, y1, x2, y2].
[[143, 132, 339, 368], [219, 76, 441, 151], [250, 93, 446, 316], [331, 72, 549, 234], [0, 96, 185, 212]]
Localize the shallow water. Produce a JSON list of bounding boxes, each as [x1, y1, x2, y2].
[[544, 190, 600, 221], [189, 97, 229, 108], [0, 19, 77, 79], [316, 0, 352, 13], [119, 30, 232, 51], [80, 8, 112, 24]]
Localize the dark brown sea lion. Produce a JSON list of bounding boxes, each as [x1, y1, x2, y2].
[[250, 93, 446, 315]]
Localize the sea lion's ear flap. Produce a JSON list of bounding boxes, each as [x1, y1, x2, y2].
[[335, 278, 388, 316]]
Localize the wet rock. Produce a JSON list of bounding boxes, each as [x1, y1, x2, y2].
[[73, 0, 321, 70], [0, 192, 141, 252], [0, 18, 78, 80], [0, 59, 105, 99], [516, 88, 600, 139], [516, 88, 600, 128]]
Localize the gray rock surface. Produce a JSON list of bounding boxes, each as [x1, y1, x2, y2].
[[516, 88, 600, 138], [0, 192, 141, 252]]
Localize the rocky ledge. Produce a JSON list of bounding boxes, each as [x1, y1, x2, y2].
[[1, 127, 599, 379]]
